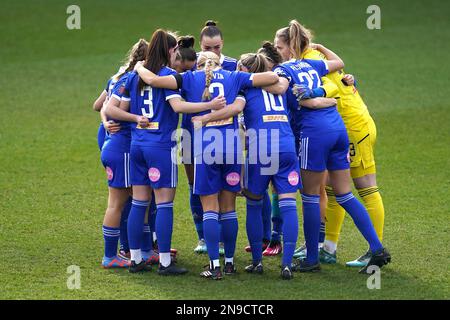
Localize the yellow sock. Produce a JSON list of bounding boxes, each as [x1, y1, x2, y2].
[[357, 187, 385, 241], [324, 186, 346, 244]]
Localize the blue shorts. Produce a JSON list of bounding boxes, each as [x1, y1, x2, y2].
[[97, 123, 106, 151], [101, 149, 131, 188], [244, 152, 301, 196], [193, 153, 242, 196], [180, 127, 194, 165], [130, 145, 178, 189], [299, 130, 350, 172]]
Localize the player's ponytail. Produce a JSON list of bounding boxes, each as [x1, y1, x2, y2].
[[197, 51, 220, 101], [239, 53, 269, 73], [139, 29, 177, 90], [276, 20, 313, 59], [288, 19, 312, 59], [202, 59, 214, 101], [257, 41, 282, 65], [200, 20, 223, 40]]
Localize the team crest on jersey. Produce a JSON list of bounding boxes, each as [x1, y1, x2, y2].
[[148, 167, 161, 182], [105, 166, 113, 181], [118, 85, 125, 95], [288, 171, 299, 186], [226, 172, 240, 186]]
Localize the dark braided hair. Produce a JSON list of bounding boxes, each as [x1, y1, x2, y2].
[[257, 41, 282, 65]]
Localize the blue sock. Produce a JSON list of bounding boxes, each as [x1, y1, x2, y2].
[[219, 221, 224, 244], [149, 201, 156, 243], [149, 194, 157, 214], [119, 196, 131, 252], [221, 211, 238, 259], [189, 184, 204, 240], [141, 223, 153, 253], [262, 191, 272, 241], [246, 199, 263, 263], [127, 199, 149, 251], [155, 202, 174, 253], [203, 211, 220, 261], [271, 217, 283, 242], [319, 222, 326, 244], [336, 192, 383, 253], [279, 198, 299, 267], [302, 194, 321, 264], [103, 225, 120, 258]]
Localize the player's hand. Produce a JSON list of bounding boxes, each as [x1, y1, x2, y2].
[[292, 84, 313, 101], [136, 115, 149, 128], [191, 115, 209, 129], [310, 43, 321, 50], [134, 60, 144, 71], [104, 120, 121, 134], [342, 74, 355, 86], [209, 95, 226, 110]]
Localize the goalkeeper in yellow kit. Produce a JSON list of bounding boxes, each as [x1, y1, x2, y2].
[[291, 25, 385, 268]]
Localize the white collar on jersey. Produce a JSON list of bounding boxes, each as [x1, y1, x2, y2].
[[220, 53, 225, 64]]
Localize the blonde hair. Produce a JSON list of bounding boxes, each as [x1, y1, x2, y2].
[[238, 53, 269, 73], [275, 19, 313, 59], [197, 51, 221, 101]]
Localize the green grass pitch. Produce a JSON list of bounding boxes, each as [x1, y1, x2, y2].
[[0, 0, 449, 300]]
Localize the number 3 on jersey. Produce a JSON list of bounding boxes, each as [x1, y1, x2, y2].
[[141, 86, 154, 118]]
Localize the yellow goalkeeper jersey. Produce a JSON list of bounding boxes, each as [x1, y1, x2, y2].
[[302, 48, 370, 130]]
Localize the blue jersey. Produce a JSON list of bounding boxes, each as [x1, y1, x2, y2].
[[183, 53, 238, 130], [175, 69, 254, 155], [122, 67, 180, 149], [239, 88, 295, 154], [192, 53, 237, 72], [105, 78, 116, 97], [99, 77, 119, 148], [220, 54, 238, 71], [275, 59, 345, 134], [102, 72, 132, 153]]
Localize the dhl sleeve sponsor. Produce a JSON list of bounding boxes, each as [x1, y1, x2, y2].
[[262, 115, 288, 122], [205, 117, 234, 127], [137, 122, 159, 130]]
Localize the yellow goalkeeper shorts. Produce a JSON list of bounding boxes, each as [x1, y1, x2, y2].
[[348, 116, 377, 178]]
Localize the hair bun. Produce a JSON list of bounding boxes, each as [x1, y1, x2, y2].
[[205, 20, 217, 27], [178, 36, 195, 48], [262, 41, 273, 49]]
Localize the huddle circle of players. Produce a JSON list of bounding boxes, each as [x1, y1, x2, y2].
[[94, 19, 391, 280]]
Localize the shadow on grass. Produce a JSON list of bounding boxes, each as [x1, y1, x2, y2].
[[97, 254, 447, 300]]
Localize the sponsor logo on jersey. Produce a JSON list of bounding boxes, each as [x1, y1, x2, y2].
[[137, 122, 159, 130], [262, 115, 288, 122], [288, 171, 299, 186], [226, 172, 240, 186], [106, 166, 113, 180], [148, 167, 161, 182], [205, 117, 233, 127]]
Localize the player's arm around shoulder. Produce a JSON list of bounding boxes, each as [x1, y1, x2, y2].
[[134, 61, 179, 90]]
